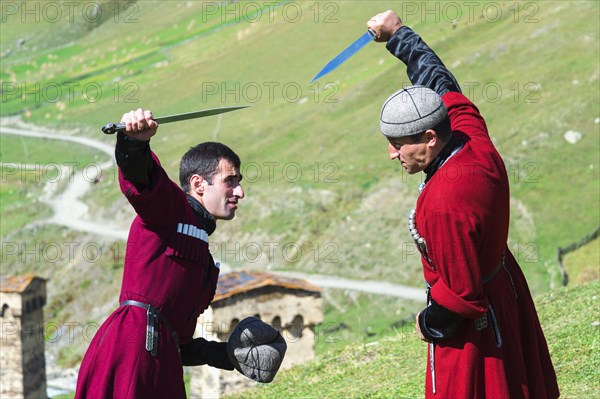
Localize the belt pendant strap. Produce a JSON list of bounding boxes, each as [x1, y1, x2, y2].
[[145, 307, 159, 356], [122, 300, 178, 352]]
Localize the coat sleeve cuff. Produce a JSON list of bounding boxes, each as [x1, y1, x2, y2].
[[180, 338, 234, 370], [418, 299, 464, 341], [429, 279, 487, 319], [115, 132, 154, 189]]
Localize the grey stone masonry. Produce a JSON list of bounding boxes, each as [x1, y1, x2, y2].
[[188, 270, 323, 398], [1, 274, 48, 399]]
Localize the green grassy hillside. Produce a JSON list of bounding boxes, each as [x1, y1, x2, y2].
[[1, 164, 52, 233], [226, 281, 600, 399], [563, 235, 600, 283], [1, 0, 599, 380], [2, 1, 598, 292]]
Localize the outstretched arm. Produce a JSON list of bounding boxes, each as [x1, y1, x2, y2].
[[368, 10, 461, 95], [115, 108, 182, 228]]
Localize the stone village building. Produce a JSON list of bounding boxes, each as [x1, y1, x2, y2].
[[0, 274, 47, 399], [188, 270, 323, 398]]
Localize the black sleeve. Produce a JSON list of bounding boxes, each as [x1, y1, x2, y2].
[[386, 26, 461, 96], [179, 337, 234, 370], [115, 132, 153, 189], [418, 299, 464, 341]]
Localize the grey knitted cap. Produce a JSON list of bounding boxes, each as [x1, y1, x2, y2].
[[227, 316, 287, 383], [380, 85, 447, 138]]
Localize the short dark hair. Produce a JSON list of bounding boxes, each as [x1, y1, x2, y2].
[[407, 116, 452, 143], [179, 142, 241, 192]]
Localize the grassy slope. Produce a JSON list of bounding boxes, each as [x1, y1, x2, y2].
[[1, 0, 599, 381], [227, 281, 600, 399], [3, 0, 598, 291], [0, 134, 104, 164], [563, 236, 600, 284], [0, 165, 52, 233]]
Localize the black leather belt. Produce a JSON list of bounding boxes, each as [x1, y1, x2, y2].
[[482, 254, 505, 285], [120, 300, 179, 356]]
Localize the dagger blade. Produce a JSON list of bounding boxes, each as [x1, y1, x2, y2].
[[101, 106, 249, 134], [311, 29, 376, 83]]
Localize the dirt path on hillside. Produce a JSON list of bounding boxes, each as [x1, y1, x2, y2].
[[272, 271, 425, 301], [1, 125, 129, 240]]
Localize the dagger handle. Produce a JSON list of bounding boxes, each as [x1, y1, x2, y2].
[[101, 122, 126, 134]]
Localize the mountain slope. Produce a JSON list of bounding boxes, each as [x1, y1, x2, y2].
[[4, 1, 598, 290], [1, 0, 599, 378]]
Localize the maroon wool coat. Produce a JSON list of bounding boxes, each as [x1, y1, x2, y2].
[[415, 91, 559, 398], [75, 154, 219, 399]]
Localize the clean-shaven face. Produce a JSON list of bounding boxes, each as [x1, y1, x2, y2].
[[202, 159, 244, 220]]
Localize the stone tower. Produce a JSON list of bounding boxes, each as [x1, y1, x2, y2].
[[0, 274, 48, 399]]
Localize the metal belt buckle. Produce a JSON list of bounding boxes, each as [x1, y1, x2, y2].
[[474, 314, 488, 331]]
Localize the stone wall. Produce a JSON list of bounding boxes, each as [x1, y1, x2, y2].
[[212, 287, 323, 370], [1, 292, 24, 399], [187, 286, 322, 398], [0, 277, 47, 399]]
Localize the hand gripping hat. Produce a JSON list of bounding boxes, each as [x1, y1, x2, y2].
[[227, 316, 287, 383], [380, 85, 447, 138]]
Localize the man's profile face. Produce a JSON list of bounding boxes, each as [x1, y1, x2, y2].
[[387, 135, 430, 175], [201, 159, 244, 220]]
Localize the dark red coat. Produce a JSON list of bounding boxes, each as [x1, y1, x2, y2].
[[416, 92, 559, 398], [75, 154, 219, 398]]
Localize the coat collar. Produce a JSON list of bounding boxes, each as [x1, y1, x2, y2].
[[424, 133, 464, 184], [186, 194, 216, 236]]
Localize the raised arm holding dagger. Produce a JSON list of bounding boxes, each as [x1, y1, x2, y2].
[[367, 9, 559, 399]]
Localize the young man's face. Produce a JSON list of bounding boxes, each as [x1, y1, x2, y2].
[[387, 134, 430, 175], [201, 158, 244, 220]]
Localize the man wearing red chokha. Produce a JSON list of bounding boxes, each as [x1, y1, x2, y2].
[[367, 10, 559, 399], [75, 109, 286, 398]]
